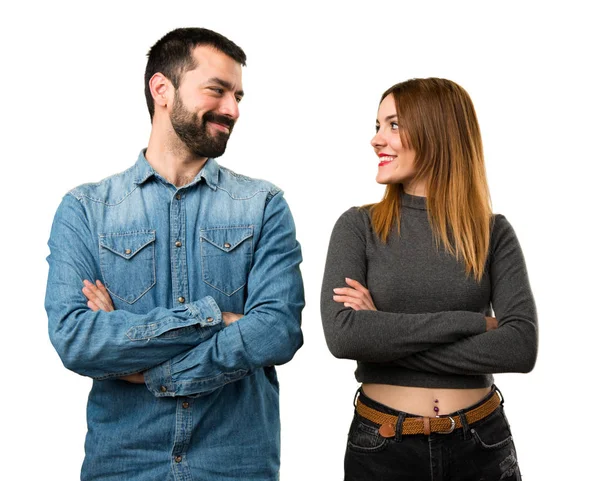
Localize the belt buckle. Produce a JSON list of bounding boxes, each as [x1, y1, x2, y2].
[[437, 416, 456, 434]]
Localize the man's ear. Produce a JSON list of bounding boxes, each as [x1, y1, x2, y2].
[[149, 72, 173, 111]]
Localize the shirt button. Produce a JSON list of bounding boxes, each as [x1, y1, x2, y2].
[[178, 296, 185, 303], [224, 242, 231, 248], [124, 249, 132, 255], [176, 194, 181, 200], [206, 317, 213, 323], [182, 402, 189, 409], [174, 455, 182, 463], [160, 386, 167, 393], [175, 241, 182, 248]]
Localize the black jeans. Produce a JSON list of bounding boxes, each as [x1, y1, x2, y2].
[[345, 387, 521, 481]]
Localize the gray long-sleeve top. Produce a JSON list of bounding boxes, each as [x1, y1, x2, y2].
[[320, 193, 538, 389]]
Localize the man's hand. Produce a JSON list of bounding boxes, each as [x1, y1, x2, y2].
[[119, 373, 145, 384], [222, 312, 243, 326], [82, 279, 115, 312], [333, 278, 378, 311]]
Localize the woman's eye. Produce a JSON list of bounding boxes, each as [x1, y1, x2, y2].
[[391, 122, 399, 130], [375, 125, 380, 133]]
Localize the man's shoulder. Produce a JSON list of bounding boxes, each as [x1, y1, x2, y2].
[[216, 164, 281, 199], [67, 163, 140, 206]]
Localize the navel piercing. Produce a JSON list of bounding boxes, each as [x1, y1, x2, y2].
[[433, 399, 439, 417]]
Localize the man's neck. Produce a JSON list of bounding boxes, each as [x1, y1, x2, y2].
[[146, 124, 208, 187]]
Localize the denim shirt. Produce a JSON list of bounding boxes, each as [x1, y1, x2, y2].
[[45, 151, 304, 481]]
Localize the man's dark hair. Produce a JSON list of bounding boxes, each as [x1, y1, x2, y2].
[[144, 27, 247, 120]]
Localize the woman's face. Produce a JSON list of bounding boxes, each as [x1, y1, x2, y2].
[[371, 94, 423, 195]]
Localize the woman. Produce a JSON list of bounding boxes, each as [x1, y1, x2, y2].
[[320, 78, 537, 480]]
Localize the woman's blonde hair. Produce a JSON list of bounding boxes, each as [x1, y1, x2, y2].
[[368, 78, 492, 281]]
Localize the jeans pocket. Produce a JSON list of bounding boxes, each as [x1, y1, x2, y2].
[[200, 226, 253, 296], [470, 409, 521, 480], [347, 415, 389, 453], [99, 230, 156, 304], [470, 409, 514, 450]]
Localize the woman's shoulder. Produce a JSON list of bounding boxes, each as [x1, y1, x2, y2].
[[490, 213, 523, 254], [491, 213, 515, 235], [335, 206, 372, 228], [328, 206, 374, 241]]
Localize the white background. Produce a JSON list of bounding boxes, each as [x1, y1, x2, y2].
[[1, 1, 598, 479]]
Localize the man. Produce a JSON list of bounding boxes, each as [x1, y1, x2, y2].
[[45, 27, 304, 481]]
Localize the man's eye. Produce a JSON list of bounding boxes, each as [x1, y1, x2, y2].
[[210, 87, 224, 95], [235, 96, 243, 103]]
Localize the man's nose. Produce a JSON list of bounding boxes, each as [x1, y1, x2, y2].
[[219, 94, 240, 120]]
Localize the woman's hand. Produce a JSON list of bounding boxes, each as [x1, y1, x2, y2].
[[82, 279, 115, 312], [333, 278, 377, 311], [485, 316, 498, 331]]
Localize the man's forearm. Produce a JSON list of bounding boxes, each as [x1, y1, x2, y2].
[[144, 298, 303, 397], [47, 293, 224, 379]]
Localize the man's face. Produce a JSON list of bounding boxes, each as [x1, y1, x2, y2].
[[169, 46, 244, 159]]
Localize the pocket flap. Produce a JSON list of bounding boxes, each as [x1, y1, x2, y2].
[[200, 226, 253, 253], [99, 231, 156, 259]]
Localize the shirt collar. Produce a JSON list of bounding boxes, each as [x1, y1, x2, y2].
[[132, 150, 155, 185], [200, 157, 219, 190], [401, 191, 427, 211], [132, 149, 219, 190]]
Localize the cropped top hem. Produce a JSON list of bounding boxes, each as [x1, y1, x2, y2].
[[356, 364, 494, 389]]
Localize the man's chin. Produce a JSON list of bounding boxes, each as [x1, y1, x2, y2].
[[192, 145, 228, 159]]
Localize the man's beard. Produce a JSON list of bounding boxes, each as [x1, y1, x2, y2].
[[170, 92, 235, 159]]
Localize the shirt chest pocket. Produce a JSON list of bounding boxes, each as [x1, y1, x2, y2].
[[99, 230, 156, 304], [200, 226, 253, 296]]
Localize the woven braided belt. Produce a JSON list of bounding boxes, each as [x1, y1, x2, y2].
[[355, 391, 502, 437]]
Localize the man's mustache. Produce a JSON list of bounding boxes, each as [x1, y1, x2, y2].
[[203, 111, 235, 130]]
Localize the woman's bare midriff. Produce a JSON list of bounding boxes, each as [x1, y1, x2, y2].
[[362, 383, 492, 417]]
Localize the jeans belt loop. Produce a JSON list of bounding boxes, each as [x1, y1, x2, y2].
[[394, 412, 406, 442], [457, 411, 470, 439], [494, 384, 505, 405], [353, 387, 361, 408]]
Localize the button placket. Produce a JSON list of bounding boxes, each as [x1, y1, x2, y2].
[[171, 189, 189, 309], [172, 396, 193, 478]]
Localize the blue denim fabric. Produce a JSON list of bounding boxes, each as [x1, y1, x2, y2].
[[45, 151, 304, 481]]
